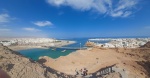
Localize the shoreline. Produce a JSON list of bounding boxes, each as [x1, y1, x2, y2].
[[8, 46, 48, 51], [8, 40, 76, 51]]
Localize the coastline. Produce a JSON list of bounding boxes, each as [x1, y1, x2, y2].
[[1, 39, 150, 78], [8, 46, 47, 51], [8, 41, 76, 51]]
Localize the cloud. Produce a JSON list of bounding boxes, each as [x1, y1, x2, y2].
[[47, 0, 65, 6], [110, 11, 123, 17], [0, 13, 10, 23], [23, 28, 41, 32], [123, 11, 132, 17], [46, 0, 140, 17], [115, 0, 138, 11], [33, 21, 53, 27], [0, 13, 16, 23], [0, 28, 11, 31]]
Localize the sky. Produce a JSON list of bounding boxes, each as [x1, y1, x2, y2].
[[0, 0, 150, 38]]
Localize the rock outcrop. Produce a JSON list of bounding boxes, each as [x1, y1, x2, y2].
[[140, 41, 150, 48], [85, 41, 95, 47], [0, 44, 71, 78]]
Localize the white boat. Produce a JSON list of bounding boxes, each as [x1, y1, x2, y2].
[[52, 48, 56, 51], [61, 50, 66, 52]]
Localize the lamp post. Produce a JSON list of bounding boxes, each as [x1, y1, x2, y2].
[[80, 43, 81, 50]]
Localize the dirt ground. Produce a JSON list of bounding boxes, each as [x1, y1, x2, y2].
[[40, 47, 150, 78]]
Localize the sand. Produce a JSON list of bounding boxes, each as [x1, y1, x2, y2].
[[40, 47, 150, 78], [8, 46, 47, 51]]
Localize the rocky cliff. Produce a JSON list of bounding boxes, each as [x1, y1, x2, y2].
[[141, 41, 150, 48], [0, 44, 73, 78]]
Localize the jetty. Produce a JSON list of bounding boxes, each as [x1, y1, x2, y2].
[[48, 46, 87, 50]]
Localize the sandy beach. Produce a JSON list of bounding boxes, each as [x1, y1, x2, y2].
[[8, 45, 47, 51], [40, 47, 150, 78]]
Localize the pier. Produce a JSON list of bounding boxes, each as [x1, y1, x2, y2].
[[48, 46, 87, 50]]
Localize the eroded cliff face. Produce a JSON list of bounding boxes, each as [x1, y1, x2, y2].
[[141, 41, 150, 48], [0, 44, 58, 78]]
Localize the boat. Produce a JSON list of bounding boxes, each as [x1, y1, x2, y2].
[[61, 50, 66, 52], [52, 48, 56, 51]]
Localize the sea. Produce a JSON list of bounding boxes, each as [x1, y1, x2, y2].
[[18, 36, 149, 61]]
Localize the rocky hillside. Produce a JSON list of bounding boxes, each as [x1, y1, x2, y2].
[[85, 41, 95, 47], [0, 44, 73, 78], [140, 41, 150, 48]]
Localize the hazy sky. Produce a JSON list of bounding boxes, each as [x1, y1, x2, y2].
[[0, 0, 150, 38]]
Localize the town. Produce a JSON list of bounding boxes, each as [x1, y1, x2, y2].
[[88, 38, 150, 48]]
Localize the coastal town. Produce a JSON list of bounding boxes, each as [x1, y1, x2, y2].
[[0, 38, 150, 48], [0, 38, 76, 50], [0, 38, 56, 46], [87, 38, 150, 48]]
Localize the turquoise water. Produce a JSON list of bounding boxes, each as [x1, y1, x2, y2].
[[19, 48, 76, 61], [18, 38, 110, 61], [18, 37, 150, 61]]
